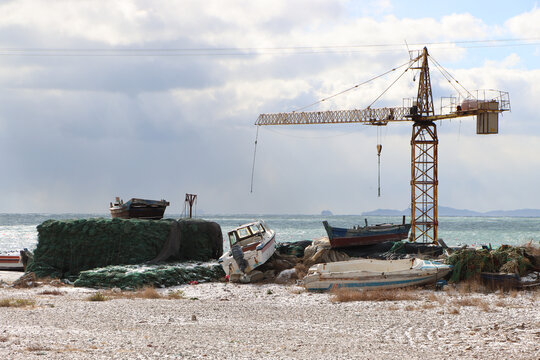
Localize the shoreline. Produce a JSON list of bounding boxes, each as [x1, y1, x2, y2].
[[0, 277, 538, 359]]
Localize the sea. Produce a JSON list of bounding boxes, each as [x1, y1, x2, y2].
[[0, 213, 539, 253]]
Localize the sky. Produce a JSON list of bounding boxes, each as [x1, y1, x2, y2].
[[0, 0, 539, 214]]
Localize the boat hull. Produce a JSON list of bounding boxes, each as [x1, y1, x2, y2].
[[110, 198, 169, 220], [323, 221, 411, 248], [303, 258, 452, 291], [0, 253, 24, 271], [219, 233, 276, 278], [110, 207, 167, 220], [480, 272, 522, 290]]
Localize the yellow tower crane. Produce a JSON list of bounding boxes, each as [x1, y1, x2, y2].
[[255, 47, 510, 244]]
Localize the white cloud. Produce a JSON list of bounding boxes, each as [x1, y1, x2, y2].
[[505, 6, 540, 38], [438, 13, 489, 40], [484, 53, 521, 68], [0, 1, 537, 214]]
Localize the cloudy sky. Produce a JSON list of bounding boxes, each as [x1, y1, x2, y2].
[[0, 0, 539, 214]]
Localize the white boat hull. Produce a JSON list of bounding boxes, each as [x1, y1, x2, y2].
[[219, 234, 276, 278], [0, 253, 24, 271], [303, 258, 452, 291]]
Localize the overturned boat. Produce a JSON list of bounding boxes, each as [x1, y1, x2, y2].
[[218, 220, 276, 282], [323, 217, 411, 248], [109, 197, 170, 220], [303, 258, 452, 291]]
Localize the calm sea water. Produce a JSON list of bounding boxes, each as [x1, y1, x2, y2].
[[0, 213, 539, 252]]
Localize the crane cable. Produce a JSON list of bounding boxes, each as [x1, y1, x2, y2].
[[429, 55, 475, 100], [293, 59, 412, 112], [366, 58, 416, 109], [250, 126, 259, 193], [250, 52, 463, 195], [253, 58, 414, 194], [376, 127, 383, 197]]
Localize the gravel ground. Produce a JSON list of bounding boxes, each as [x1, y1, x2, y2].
[[0, 273, 538, 359]]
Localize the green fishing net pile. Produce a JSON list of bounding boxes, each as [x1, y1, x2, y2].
[[387, 241, 406, 254], [176, 219, 223, 261], [26, 218, 223, 281], [74, 262, 225, 289], [446, 245, 536, 282], [276, 241, 313, 258]]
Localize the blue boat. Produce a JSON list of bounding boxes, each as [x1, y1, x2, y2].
[[323, 217, 411, 248]]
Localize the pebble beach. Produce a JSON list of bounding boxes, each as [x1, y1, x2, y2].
[[0, 272, 538, 360]]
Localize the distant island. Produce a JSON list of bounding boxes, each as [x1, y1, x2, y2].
[[321, 210, 333, 216], [361, 206, 540, 217]]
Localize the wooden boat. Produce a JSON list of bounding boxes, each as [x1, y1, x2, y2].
[[323, 217, 411, 248], [109, 197, 169, 220], [218, 220, 276, 282], [480, 272, 522, 290], [303, 258, 452, 291], [0, 251, 24, 271], [479, 272, 540, 290]]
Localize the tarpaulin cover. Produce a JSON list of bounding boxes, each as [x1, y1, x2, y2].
[[26, 218, 223, 279]]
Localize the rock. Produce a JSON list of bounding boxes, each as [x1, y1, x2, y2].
[[303, 237, 332, 263], [248, 270, 264, 283], [303, 247, 350, 268], [263, 270, 276, 280], [275, 269, 298, 284], [272, 259, 295, 272], [312, 237, 331, 248]]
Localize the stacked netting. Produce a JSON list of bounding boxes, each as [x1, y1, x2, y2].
[[446, 244, 539, 282], [27, 218, 223, 281], [73, 262, 225, 289]]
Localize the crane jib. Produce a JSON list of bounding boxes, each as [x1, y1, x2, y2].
[[253, 47, 510, 244], [255, 106, 507, 126], [255, 107, 411, 125]]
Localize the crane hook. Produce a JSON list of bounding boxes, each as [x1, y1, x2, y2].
[[377, 144, 382, 197]]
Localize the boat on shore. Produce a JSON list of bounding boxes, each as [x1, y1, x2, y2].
[[0, 251, 24, 271], [218, 220, 276, 282], [109, 197, 170, 220], [323, 217, 411, 248], [303, 258, 452, 291]]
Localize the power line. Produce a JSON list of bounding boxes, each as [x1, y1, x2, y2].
[[0, 38, 539, 57], [1, 37, 540, 51]]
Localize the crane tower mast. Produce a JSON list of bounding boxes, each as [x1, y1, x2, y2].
[[410, 48, 438, 243], [255, 47, 510, 243]]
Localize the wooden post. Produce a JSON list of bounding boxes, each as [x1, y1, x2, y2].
[[185, 194, 197, 218]]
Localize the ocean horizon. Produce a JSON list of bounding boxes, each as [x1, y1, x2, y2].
[[1, 213, 539, 253]]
